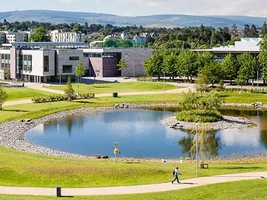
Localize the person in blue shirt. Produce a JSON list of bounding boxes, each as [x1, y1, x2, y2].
[[171, 167, 181, 184]]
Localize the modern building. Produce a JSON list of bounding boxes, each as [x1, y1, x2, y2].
[[0, 42, 152, 82], [50, 30, 86, 43], [2, 31, 29, 43], [194, 38, 261, 60]]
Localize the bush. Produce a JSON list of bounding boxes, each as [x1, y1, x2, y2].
[[175, 109, 223, 123], [32, 93, 95, 103]]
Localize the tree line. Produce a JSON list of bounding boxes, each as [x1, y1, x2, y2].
[[144, 35, 267, 86], [2, 19, 267, 48]]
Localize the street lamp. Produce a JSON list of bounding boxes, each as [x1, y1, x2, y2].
[[163, 72, 166, 95], [132, 65, 135, 77], [196, 123, 199, 177]]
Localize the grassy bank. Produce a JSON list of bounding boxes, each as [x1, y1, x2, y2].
[[1, 178, 266, 199], [4, 87, 55, 101], [45, 82, 178, 94], [0, 145, 266, 188], [1, 93, 182, 123]]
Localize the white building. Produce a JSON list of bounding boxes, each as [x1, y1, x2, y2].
[[0, 42, 152, 82], [50, 30, 86, 43], [3, 31, 28, 43], [194, 38, 261, 61]]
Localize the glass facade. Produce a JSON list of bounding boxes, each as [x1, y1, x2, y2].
[[44, 56, 49, 72], [23, 54, 32, 71], [63, 65, 72, 73], [1, 54, 10, 69], [69, 56, 79, 60]]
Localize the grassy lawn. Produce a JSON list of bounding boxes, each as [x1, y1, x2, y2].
[[219, 91, 267, 104], [4, 87, 55, 101], [0, 144, 266, 188], [0, 178, 267, 199], [45, 82, 178, 94], [0, 93, 182, 123]]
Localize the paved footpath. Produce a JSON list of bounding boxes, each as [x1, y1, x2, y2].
[[3, 83, 195, 107], [0, 172, 265, 196]]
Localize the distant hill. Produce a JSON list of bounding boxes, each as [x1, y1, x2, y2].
[[0, 10, 267, 28]]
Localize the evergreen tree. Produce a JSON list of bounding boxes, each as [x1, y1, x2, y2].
[[75, 61, 86, 95], [64, 76, 76, 101], [0, 84, 7, 110]]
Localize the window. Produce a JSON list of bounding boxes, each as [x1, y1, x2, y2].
[[1, 54, 11, 69], [63, 65, 72, 73], [69, 56, 79, 60], [22, 54, 32, 71], [44, 56, 49, 72]]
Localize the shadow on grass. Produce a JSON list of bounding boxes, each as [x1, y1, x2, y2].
[[75, 101, 94, 104], [1, 109, 28, 112], [221, 166, 263, 170]]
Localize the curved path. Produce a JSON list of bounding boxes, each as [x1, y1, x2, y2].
[[3, 82, 195, 107], [0, 172, 266, 196]]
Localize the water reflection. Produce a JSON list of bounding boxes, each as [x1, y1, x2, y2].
[[25, 108, 267, 159]]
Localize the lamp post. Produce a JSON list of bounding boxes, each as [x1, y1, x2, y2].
[[132, 65, 135, 77], [196, 123, 199, 177], [163, 72, 166, 95], [257, 68, 259, 87]]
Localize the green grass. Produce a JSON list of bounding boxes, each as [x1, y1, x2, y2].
[[0, 179, 266, 199], [0, 93, 182, 123], [4, 88, 55, 101], [46, 82, 178, 94], [0, 144, 266, 188], [219, 91, 267, 104]]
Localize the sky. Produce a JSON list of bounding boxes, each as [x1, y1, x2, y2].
[[1, 0, 267, 17]]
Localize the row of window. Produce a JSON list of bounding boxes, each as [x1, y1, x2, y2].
[[84, 53, 119, 58], [23, 54, 32, 71], [0, 53, 81, 73]]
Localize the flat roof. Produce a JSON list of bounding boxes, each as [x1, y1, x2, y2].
[[3, 42, 89, 49]]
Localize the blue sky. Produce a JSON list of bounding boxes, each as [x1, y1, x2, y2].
[[1, 0, 267, 17]]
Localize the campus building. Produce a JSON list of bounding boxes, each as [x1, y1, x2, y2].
[[50, 30, 86, 43], [0, 42, 152, 82], [194, 38, 261, 60]]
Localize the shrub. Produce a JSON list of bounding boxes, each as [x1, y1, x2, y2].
[[176, 109, 223, 123]]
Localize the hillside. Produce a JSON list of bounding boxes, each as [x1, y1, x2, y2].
[[0, 10, 267, 28]]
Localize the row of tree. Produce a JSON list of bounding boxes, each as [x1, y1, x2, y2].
[[2, 19, 267, 49], [144, 35, 267, 86]]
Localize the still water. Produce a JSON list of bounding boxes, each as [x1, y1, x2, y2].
[[25, 108, 267, 159]]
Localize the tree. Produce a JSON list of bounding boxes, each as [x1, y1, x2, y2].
[[75, 61, 86, 96], [178, 50, 198, 82], [64, 76, 76, 101], [0, 84, 7, 110], [117, 58, 128, 76], [197, 52, 215, 75], [258, 35, 267, 84], [260, 22, 267, 37], [144, 49, 164, 80], [236, 52, 257, 85], [250, 24, 259, 38], [163, 52, 180, 79], [221, 53, 238, 84], [200, 61, 223, 87], [29, 27, 51, 42]]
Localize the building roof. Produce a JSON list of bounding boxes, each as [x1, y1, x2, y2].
[[3, 42, 89, 49], [194, 38, 262, 53]]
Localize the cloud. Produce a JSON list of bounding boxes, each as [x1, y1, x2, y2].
[[114, 0, 267, 17], [59, 0, 75, 3]]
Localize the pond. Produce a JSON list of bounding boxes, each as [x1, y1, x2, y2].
[[25, 108, 267, 159]]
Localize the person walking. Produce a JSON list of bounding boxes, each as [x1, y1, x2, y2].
[[171, 167, 181, 184]]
